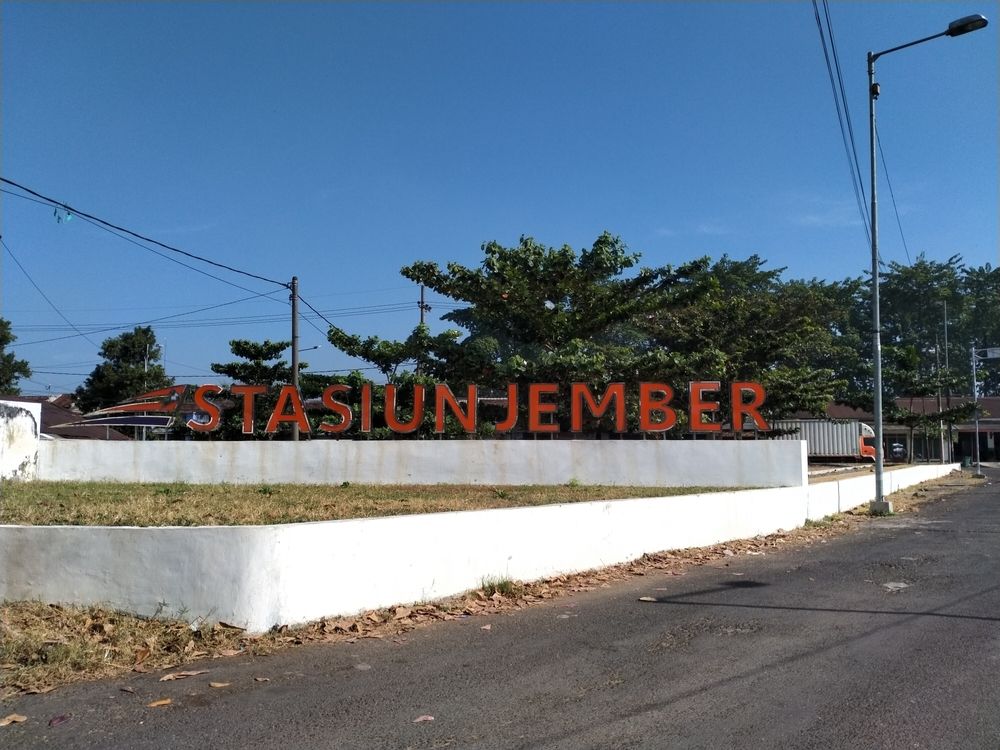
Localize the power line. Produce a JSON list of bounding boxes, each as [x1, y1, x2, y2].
[[822, 0, 870, 236], [1, 177, 289, 289], [15, 289, 283, 347], [1, 187, 286, 300], [12, 301, 419, 334], [1, 236, 101, 349], [876, 131, 913, 265], [811, 0, 872, 246]]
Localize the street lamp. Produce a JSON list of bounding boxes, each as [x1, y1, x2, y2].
[[867, 13, 988, 515], [971, 345, 1000, 478]]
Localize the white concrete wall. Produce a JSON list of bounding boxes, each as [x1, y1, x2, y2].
[[36, 439, 809, 488], [804, 463, 955, 520], [0, 464, 956, 632], [0, 400, 41, 480]]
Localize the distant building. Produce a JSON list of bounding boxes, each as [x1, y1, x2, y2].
[[818, 397, 999, 463]]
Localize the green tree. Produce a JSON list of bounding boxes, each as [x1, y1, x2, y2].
[[328, 235, 849, 433], [75, 326, 172, 412], [957, 263, 1000, 396], [638, 256, 853, 421], [208, 339, 322, 439], [0, 318, 32, 394], [330, 233, 690, 433]]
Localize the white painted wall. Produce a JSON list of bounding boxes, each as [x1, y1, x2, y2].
[[0, 400, 41, 480], [36, 439, 808, 488], [0, 464, 957, 632]]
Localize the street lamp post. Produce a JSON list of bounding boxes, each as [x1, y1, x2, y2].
[[867, 13, 988, 515], [971, 345, 1000, 478]]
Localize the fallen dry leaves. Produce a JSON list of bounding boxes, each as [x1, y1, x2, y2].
[[158, 670, 208, 682], [1, 713, 28, 726], [145, 698, 172, 708]]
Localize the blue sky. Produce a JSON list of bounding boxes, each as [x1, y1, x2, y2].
[[2, 1, 997, 395]]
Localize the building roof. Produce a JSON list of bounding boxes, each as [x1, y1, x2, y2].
[[816, 397, 1000, 431]]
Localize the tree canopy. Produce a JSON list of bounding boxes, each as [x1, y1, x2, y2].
[[326, 235, 998, 439], [74, 326, 172, 412], [0, 318, 32, 395]]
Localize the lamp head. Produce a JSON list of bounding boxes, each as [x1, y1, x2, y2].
[[946, 14, 988, 36]]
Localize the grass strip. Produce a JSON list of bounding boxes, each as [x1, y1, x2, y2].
[[0, 482, 725, 527]]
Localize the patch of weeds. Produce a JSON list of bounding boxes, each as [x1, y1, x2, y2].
[[565, 477, 581, 488], [257, 485, 276, 496], [804, 514, 840, 528], [492, 487, 508, 499], [480, 575, 522, 598]]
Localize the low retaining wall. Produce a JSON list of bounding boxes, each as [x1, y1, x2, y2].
[[0, 464, 957, 632], [36, 439, 809, 488]]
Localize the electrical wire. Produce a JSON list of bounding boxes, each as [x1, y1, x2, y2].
[[876, 131, 913, 265], [15, 289, 284, 346], [1, 186, 287, 300], [12, 302, 420, 335], [1, 177, 289, 288], [1, 236, 102, 348], [822, 0, 870, 237], [811, 0, 872, 247]]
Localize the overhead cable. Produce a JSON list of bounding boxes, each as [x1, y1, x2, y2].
[[1, 177, 289, 288], [1, 236, 101, 349], [811, 0, 872, 246], [875, 132, 913, 265]]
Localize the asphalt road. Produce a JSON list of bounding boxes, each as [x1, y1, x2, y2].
[[6, 469, 999, 749]]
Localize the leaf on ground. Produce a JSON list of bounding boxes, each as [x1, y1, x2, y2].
[[638, 596, 658, 602], [119, 687, 136, 694], [159, 670, 208, 682], [48, 715, 71, 727], [480, 624, 492, 631], [413, 715, 435, 723], [253, 677, 270, 683], [133, 647, 150, 666], [24, 686, 56, 695], [209, 682, 231, 689], [1, 714, 28, 727], [393, 606, 412, 620], [216, 649, 244, 658], [215, 622, 246, 632], [146, 699, 172, 708]]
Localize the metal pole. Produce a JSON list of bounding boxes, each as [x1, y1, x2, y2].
[[869, 51, 890, 514], [972, 345, 981, 475], [291, 276, 300, 442], [937, 339, 945, 464], [944, 300, 952, 461]]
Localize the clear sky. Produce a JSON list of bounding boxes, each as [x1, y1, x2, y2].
[[2, 1, 997, 396]]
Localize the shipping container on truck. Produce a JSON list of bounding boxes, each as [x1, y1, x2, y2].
[[769, 419, 876, 461]]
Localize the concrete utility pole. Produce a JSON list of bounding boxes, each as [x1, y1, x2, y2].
[[291, 276, 300, 442]]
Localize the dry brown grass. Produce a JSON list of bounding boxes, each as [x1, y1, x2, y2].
[[0, 481, 725, 527], [0, 602, 281, 700]]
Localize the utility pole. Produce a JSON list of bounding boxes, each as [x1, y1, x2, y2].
[[943, 301, 952, 461], [416, 285, 431, 375], [142, 342, 149, 441], [290, 276, 300, 442], [936, 337, 945, 464]]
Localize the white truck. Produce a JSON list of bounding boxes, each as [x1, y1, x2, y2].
[[769, 419, 876, 461]]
